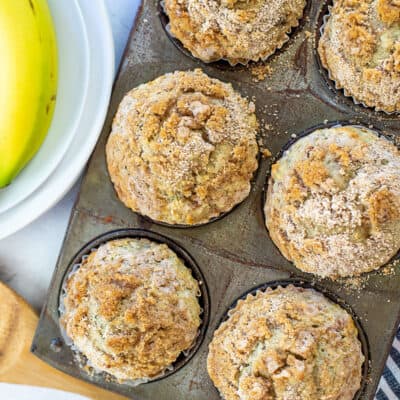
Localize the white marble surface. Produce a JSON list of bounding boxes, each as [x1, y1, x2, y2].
[[0, 384, 88, 400], [0, 0, 138, 311]]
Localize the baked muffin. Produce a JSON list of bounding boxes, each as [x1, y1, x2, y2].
[[106, 69, 258, 225], [265, 125, 400, 278], [60, 238, 201, 381], [164, 0, 307, 65], [318, 0, 400, 113], [207, 285, 364, 400]]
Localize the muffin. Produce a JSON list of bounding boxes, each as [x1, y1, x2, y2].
[[106, 69, 259, 225], [164, 0, 307, 65], [60, 238, 201, 382], [264, 125, 400, 278], [207, 285, 364, 400], [318, 0, 400, 113]]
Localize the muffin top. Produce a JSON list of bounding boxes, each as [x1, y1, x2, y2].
[[264, 125, 400, 278], [164, 0, 306, 65], [207, 285, 364, 400], [106, 69, 258, 225], [60, 238, 201, 381], [318, 0, 400, 113]]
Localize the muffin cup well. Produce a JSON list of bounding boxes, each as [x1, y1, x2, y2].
[[316, 1, 399, 116], [58, 228, 210, 386], [213, 278, 370, 400], [158, 0, 311, 68], [262, 121, 400, 278], [105, 68, 262, 229]]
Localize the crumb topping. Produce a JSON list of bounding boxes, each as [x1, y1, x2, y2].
[[207, 285, 364, 400], [264, 126, 400, 278], [318, 0, 400, 112], [60, 238, 201, 381], [106, 69, 259, 225], [164, 0, 306, 65]]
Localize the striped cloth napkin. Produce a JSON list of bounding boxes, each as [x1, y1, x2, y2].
[[376, 330, 400, 399]]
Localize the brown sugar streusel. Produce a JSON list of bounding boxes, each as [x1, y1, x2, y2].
[[207, 285, 364, 400], [106, 69, 259, 225], [60, 238, 201, 382], [318, 0, 400, 113], [164, 0, 307, 65], [264, 125, 400, 278]]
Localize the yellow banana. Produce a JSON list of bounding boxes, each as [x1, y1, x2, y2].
[[0, 0, 57, 188]]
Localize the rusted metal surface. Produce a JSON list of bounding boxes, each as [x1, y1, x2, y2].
[[32, 0, 400, 399]]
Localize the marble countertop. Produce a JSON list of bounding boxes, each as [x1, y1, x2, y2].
[[0, 0, 138, 311]]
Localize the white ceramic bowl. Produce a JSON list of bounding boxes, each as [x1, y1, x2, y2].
[[0, 0, 90, 213], [0, 0, 114, 239]]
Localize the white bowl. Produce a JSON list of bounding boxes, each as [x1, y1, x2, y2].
[[0, 0, 114, 239], [0, 0, 91, 213]]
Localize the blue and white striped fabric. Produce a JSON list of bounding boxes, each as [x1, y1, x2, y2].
[[376, 330, 400, 399]]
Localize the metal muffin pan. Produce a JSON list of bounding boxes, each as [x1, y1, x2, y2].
[[32, 0, 400, 399]]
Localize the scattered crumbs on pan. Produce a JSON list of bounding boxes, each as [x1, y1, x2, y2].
[[339, 276, 368, 291], [334, 259, 399, 292], [264, 122, 272, 131], [262, 148, 272, 158], [250, 63, 273, 82], [380, 264, 395, 276], [332, 272, 371, 291], [304, 30, 312, 39], [374, 257, 399, 279]]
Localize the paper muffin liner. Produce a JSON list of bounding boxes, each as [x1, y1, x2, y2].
[[159, 0, 306, 67], [318, 5, 398, 115], [58, 229, 209, 387], [262, 122, 400, 281], [212, 279, 370, 400]]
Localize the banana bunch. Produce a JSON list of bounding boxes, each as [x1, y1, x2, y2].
[[0, 0, 57, 188]]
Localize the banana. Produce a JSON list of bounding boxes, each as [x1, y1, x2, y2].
[[0, 0, 57, 188]]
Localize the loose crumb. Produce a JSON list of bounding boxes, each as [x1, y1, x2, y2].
[[250, 63, 273, 82], [262, 148, 272, 158]]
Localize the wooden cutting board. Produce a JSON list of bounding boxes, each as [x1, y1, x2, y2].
[[0, 281, 127, 400]]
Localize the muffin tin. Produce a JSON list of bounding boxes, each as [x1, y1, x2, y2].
[[32, 0, 400, 399]]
